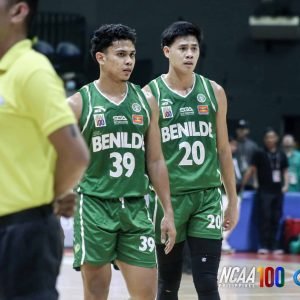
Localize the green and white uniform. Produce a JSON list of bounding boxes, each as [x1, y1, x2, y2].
[[148, 74, 223, 243], [73, 81, 156, 268]]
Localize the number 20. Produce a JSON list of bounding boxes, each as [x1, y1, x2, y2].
[[179, 141, 205, 166], [207, 214, 221, 229]]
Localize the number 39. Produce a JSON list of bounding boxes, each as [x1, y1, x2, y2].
[[139, 236, 155, 252]]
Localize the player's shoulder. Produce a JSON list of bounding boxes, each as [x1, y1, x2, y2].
[[142, 84, 152, 96], [145, 75, 162, 90], [68, 91, 82, 103], [142, 75, 163, 100], [196, 73, 222, 90], [208, 79, 224, 95]]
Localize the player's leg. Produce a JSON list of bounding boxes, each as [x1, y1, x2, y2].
[[156, 241, 185, 300], [81, 264, 112, 300], [188, 188, 223, 299], [73, 194, 119, 300], [150, 192, 191, 299], [188, 237, 221, 300], [117, 261, 157, 300], [116, 197, 158, 299]]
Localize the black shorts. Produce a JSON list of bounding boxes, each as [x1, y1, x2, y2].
[[0, 205, 63, 300]]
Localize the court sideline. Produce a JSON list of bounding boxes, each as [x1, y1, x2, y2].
[[57, 252, 300, 299]]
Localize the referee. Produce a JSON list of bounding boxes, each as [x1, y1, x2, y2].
[[0, 1, 89, 299]]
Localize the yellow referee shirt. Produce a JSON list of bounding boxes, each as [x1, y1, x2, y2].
[[0, 39, 76, 216]]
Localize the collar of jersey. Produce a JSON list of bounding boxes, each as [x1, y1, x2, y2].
[[93, 80, 129, 106], [160, 73, 196, 99]]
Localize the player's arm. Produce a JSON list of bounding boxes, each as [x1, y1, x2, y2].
[[211, 80, 239, 231], [143, 89, 176, 254], [67, 92, 83, 122]]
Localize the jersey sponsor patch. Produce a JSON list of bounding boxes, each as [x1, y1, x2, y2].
[[161, 99, 173, 106], [180, 106, 194, 116], [162, 106, 173, 119], [113, 115, 128, 125], [132, 103, 142, 112], [197, 105, 209, 115], [132, 114, 144, 125], [197, 93, 206, 103], [94, 113, 106, 127]]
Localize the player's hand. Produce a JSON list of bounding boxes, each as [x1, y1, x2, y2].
[[160, 213, 176, 254], [223, 201, 239, 231], [54, 191, 76, 218]]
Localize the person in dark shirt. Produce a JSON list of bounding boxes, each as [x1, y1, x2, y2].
[[235, 119, 258, 190], [242, 127, 289, 254]]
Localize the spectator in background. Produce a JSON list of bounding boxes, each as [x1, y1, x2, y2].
[[235, 119, 258, 190], [242, 128, 289, 254], [222, 136, 242, 253], [282, 134, 300, 192]]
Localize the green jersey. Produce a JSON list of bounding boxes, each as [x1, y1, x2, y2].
[[77, 81, 151, 198], [148, 74, 222, 195]]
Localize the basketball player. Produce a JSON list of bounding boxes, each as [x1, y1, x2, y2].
[[143, 21, 239, 300], [68, 24, 176, 300]]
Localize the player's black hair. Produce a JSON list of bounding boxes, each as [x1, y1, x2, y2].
[[90, 24, 136, 62], [161, 21, 202, 48]]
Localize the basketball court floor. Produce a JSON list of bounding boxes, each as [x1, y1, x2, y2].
[[57, 251, 300, 299]]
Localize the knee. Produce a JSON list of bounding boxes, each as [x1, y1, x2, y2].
[[84, 280, 110, 299], [157, 262, 182, 299], [157, 276, 181, 299], [193, 273, 219, 296], [82, 270, 110, 299], [130, 278, 157, 300]]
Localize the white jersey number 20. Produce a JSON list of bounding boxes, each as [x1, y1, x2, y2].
[[179, 141, 205, 166]]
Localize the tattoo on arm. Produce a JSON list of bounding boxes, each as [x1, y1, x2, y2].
[[69, 125, 78, 137]]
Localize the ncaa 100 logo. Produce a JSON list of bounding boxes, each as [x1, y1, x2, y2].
[[219, 266, 300, 288]]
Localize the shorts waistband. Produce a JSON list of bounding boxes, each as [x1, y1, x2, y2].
[[0, 204, 53, 227], [99, 196, 142, 201]]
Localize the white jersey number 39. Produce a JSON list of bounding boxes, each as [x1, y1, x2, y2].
[[139, 236, 155, 252], [110, 152, 135, 177]]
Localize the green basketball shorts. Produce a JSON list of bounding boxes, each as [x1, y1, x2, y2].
[[149, 188, 223, 244], [73, 194, 156, 269]]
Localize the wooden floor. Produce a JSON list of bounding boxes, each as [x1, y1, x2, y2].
[[57, 252, 300, 299]]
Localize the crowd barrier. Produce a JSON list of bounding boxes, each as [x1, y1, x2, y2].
[[228, 191, 300, 251]]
